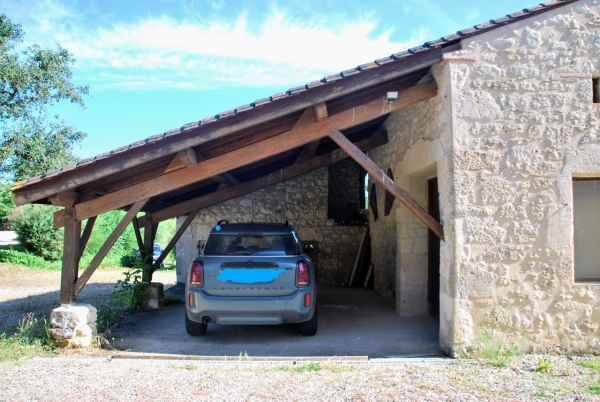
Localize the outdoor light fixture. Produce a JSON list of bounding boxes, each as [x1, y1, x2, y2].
[[386, 91, 398, 104]]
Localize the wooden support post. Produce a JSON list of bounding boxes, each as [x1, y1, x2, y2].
[[132, 215, 146, 263], [142, 212, 157, 282], [78, 216, 96, 261], [151, 208, 200, 273], [74, 199, 148, 297], [328, 130, 445, 241], [60, 207, 81, 304]]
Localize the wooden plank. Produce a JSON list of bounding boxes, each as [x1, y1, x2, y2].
[[151, 208, 200, 272], [78, 216, 97, 261], [349, 228, 368, 286], [13, 46, 454, 207], [313, 102, 328, 122], [195, 152, 240, 186], [178, 148, 198, 166], [295, 140, 321, 163], [328, 130, 445, 241], [73, 199, 148, 296], [54, 80, 436, 228], [49, 192, 79, 207], [60, 207, 81, 304], [363, 263, 374, 288], [151, 130, 388, 222]]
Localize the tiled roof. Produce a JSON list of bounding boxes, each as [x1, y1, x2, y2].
[[10, 0, 577, 192]]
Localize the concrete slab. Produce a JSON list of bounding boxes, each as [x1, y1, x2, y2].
[[111, 287, 441, 358]]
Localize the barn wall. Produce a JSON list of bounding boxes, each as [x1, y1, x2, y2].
[[175, 168, 365, 285], [445, 0, 600, 355]]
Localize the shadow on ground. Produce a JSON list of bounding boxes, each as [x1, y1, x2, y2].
[[110, 286, 441, 358]]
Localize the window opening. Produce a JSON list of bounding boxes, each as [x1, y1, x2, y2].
[[327, 159, 366, 225], [593, 77, 600, 104], [573, 178, 600, 282]]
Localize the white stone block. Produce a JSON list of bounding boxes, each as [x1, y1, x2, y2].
[[49, 304, 97, 348]]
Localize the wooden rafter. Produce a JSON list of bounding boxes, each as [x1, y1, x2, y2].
[[328, 130, 445, 241], [54, 80, 437, 228], [73, 199, 148, 297], [12, 46, 455, 207], [313, 102, 328, 122], [295, 140, 321, 163], [150, 130, 388, 223]]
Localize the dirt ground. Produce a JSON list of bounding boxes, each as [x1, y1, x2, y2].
[[0, 263, 177, 332]]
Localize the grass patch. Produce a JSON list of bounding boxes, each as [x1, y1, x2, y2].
[[578, 356, 600, 372], [0, 313, 56, 361], [471, 329, 522, 367], [536, 357, 553, 373], [278, 362, 322, 373]]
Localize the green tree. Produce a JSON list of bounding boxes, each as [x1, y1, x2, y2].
[[0, 13, 88, 181]]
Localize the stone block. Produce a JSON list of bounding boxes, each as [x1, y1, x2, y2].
[[49, 304, 97, 348], [133, 282, 165, 309]]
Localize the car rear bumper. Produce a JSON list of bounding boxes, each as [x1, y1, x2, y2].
[[186, 286, 316, 325]]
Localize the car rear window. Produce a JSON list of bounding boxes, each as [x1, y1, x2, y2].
[[204, 234, 299, 256]]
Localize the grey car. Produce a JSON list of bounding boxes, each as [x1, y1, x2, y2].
[[185, 221, 318, 336]]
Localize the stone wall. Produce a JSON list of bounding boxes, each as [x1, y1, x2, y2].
[[175, 168, 365, 286], [445, 0, 600, 355], [368, 67, 452, 313]]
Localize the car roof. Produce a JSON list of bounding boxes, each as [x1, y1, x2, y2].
[[210, 222, 297, 235]]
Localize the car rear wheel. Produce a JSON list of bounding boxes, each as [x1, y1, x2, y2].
[[298, 308, 318, 336], [185, 309, 207, 336]]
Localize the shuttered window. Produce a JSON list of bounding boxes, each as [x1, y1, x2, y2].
[[573, 178, 600, 281]]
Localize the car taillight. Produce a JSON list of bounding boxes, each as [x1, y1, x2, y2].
[[296, 261, 310, 287], [190, 261, 204, 287]]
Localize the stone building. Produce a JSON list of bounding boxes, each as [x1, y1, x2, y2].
[[175, 0, 600, 356], [11, 0, 599, 355]]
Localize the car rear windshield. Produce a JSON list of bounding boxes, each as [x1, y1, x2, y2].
[[203, 234, 299, 256]]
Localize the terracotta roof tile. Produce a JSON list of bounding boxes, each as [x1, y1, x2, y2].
[[271, 91, 289, 100], [253, 97, 272, 106], [375, 56, 395, 65], [289, 85, 308, 95], [235, 104, 253, 113], [391, 51, 411, 60], [424, 38, 448, 48], [217, 109, 236, 119], [341, 68, 360, 77], [491, 15, 513, 24], [357, 62, 378, 71], [200, 116, 218, 124], [181, 122, 200, 131], [111, 145, 130, 154], [306, 80, 326, 88]]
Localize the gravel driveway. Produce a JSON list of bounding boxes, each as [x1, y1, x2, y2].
[[1, 264, 599, 400]]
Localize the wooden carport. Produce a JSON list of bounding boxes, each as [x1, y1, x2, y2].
[[10, 44, 457, 305]]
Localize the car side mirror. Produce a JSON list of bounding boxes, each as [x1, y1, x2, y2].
[[303, 243, 316, 253]]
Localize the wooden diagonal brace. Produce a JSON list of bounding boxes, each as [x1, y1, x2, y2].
[[73, 199, 149, 297], [328, 130, 445, 241], [151, 208, 201, 272]]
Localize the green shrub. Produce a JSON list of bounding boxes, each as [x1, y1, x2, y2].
[[0, 249, 61, 269], [10, 204, 63, 261], [471, 329, 522, 367]]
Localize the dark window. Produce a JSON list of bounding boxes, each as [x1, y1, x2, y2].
[[593, 77, 600, 104], [327, 159, 366, 224], [573, 178, 600, 281], [204, 234, 299, 256]]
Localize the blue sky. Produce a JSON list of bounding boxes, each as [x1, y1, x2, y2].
[[2, 0, 542, 159]]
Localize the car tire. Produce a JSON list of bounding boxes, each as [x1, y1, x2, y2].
[[298, 308, 318, 336], [185, 309, 207, 336]]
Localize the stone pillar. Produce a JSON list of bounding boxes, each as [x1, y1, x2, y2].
[[49, 304, 97, 348]]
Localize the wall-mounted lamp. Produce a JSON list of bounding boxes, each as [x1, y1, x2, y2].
[[386, 91, 398, 104]]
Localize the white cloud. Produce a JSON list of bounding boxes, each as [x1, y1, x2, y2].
[[3, 1, 428, 91]]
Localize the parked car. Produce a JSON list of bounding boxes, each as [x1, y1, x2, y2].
[[185, 221, 318, 336], [130, 243, 165, 268]]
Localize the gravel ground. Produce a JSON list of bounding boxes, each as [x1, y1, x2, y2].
[[1, 264, 600, 401], [1, 354, 600, 401]]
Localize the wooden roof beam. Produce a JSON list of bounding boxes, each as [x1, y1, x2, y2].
[[150, 129, 389, 223], [164, 148, 240, 186], [328, 130, 445, 241], [313, 102, 328, 122], [12, 46, 455, 207], [53, 79, 437, 228]]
